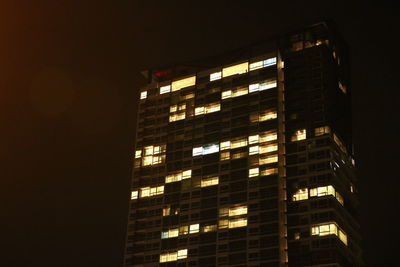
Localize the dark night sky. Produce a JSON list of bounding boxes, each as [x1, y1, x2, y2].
[[1, 1, 399, 266]]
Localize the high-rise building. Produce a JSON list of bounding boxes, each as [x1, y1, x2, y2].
[[124, 22, 363, 267]]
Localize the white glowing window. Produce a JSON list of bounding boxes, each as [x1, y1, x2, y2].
[[220, 151, 230, 160], [194, 106, 205, 115], [249, 83, 260, 93], [315, 126, 330, 136], [203, 143, 219, 155], [193, 146, 203, 156], [201, 176, 219, 187], [249, 145, 259, 155], [249, 167, 259, 177], [249, 60, 263, 71], [259, 79, 277, 90], [160, 85, 171, 94], [231, 138, 247, 149], [221, 90, 232, 99], [260, 132, 277, 142], [259, 154, 278, 165], [171, 76, 196, 91], [135, 150, 142, 158], [310, 185, 335, 197], [210, 71, 222, 81], [219, 219, 229, 229], [292, 188, 308, 201], [259, 144, 278, 154], [203, 224, 217, 232], [260, 167, 278, 176], [229, 218, 247, 228], [140, 91, 147, 99], [177, 249, 188, 259], [131, 191, 138, 200], [229, 206, 247, 216], [220, 141, 231, 150], [189, 224, 200, 234], [161, 231, 169, 239], [222, 62, 248, 77], [259, 111, 277, 121], [248, 134, 259, 144], [291, 129, 306, 141], [264, 57, 277, 66]]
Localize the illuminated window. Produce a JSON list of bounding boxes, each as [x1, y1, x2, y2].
[[249, 61, 263, 71], [160, 249, 188, 263], [193, 146, 203, 156], [260, 131, 277, 143], [189, 224, 200, 234], [169, 112, 186, 122], [135, 150, 142, 158], [153, 145, 165, 154], [221, 90, 232, 99], [201, 176, 219, 187], [219, 207, 229, 217], [249, 57, 277, 71], [232, 151, 247, 159], [260, 167, 278, 176], [294, 232, 301, 240], [338, 81, 347, 94], [338, 229, 348, 245], [161, 228, 179, 239], [248, 134, 259, 144], [144, 146, 154, 156], [229, 218, 247, 228], [259, 154, 278, 165], [259, 143, 278, 154], [152, 155, 164, 164], [177, 249, 188, 260], [139, 185, 164, 198], [249, 145, 259, 155], [165, 170, 192, 183], [219, 219, 229, 229], [311, 222, 348, 245], [220, 151, 230, 161], [163, 206, 171, 216], [292, 188, 308, 201], [231, 138, 247, 149], [210, 71, 222, 81], [140, 91, 147, 99], [222, 62, 248, 77], [140, 187, 150, 198], [171, 76, 196, 91], [170, 105, 177, 112], [182, 170, 191, 179], [142, 156, 153, 166], [315, 126, 330, 136], [160, 85, 171, 94], [203, 224, 217, 232], [221, 86, 248, 99], [259, 111, 277, 121], [350, 183, 354, 193], [220, 141, 231, 150], [229, 206, 247, 216], [179, 226, 189, 235], [131, 191, 138, 200], [280, 61, 284, 68], [249, 79, 277, 92], [333, 133, 347, 153], [310, 185, 335, 197], [291, 129, 306, 141], [205, 102, 221, 113], [249, 167, 259, 177], [194, 106, 204, 115]]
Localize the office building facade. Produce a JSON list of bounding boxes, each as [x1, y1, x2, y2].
[[124, 22, 363, 266]]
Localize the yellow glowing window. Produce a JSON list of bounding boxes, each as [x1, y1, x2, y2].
[[259, 144, 278, 154], [259, 132, 277, 143], [259, 111, 277, 121], [171, 76, 196, 91], [205, 103, 221, 113], [249, 57, 277, 71], [135, 150, 142, 158], [229, 206, 247, 216], [315, 126, 330, 136], [201, 176, 219, 187], [194, 106, 205, 115], [152, 155, 165, 165], [232, 87, 248, 98], [231, 151, 247, 159], [220, 141, 231, 150], [219, 208, 229, 217], [231, 138, 248, 149], [249, 79, 277, 93], [169, 228, 179, 238], [189, 224, 199, 234], [131, 191, 138, 200], [281, 61, 284, 68], [144, 146, 154, 156], [338, 229, 348, 245], [210, 71, 222, 81], [222, 62, 248, 77], [229, 218, 247, 228], [248, 134, 259, 144], [292, 188, 308, 201], [140, 91, 147, 99], [160, 85, 171, 94], [140, 187, 150, 198], [220, 151, 230, 161], [169, 112, 186, 122], [170, 105, 177, 112], [182, 170, 192, 179], [179, 226, 189, 235], [249, 145, 259, 155], [163, 206, 171, 216], [333, 133, 347, 153], [221, 90, 232, 99], [153, 145, 165, 154], [249, 167, 259, 177], [219, 219, 229, 229], [203, 224, 217, 232], [310, 185, 335, 197], [185, 93, 195, 99], [259, 154, 278, 165], [142, 156, 153, 166], [160, 249, 187, 263], [291, 129, 306, 141], [261, 167, 278, 176], [177, 249, 188, 260]]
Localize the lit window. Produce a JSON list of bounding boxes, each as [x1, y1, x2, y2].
[[315, 126, 330, 136], [259, 131, 277, 142], [259, 111, 277, 121], [202, 143, 219, 155], [177, 249, 188, 260], [144, 146, 154, 156], [311, 222, 348, 245], [193, 146, 203, 156], [205, 102, 221, 113], [219, 207, 229, 217], [260, 167, 278, 176], [264, 57, 277, 66], [142, 156, 153, 166], [139, 185, 164, 198], [161, 231, 169, 239], [201, 176, 219, 187], [163, 206, 171, 216], [152, 155, 164, 164], [338, 81, 347, 94], [171, 76, 196, 91], [249, 60, 263, 71], [169, 112, 186, 122], [310, 185, 335, 197], [259, 154, 278, 165], [194, 106, 205, 115], [249, 145, 259, 155], [232, 86, 248, 97], [292, 188, 308, 201], [231, 138, 247, 149], [135, 150, 142, 158], [222, 62, 248, 77], [229, 206, 247, 216], [350, 183, 354, 193], [189, 224, 199, 234], [249, 167, 259, 177], [294, 232, 300, 240], [232, 151, 247, 159], [291, 129, 306, 141], [165, 170, 191, 183], [259, 143, 278, 154], [203, 224, 217, 232], [185, 93, 195, 99], [221, 90, 232, 99], [220, 151, 230, 161], [159, 249, 188, 263], [131, 191, 138, 200], [336, 191, 344, 205], [140, 187, 150, 198], [229, 218, 247, 228], [179, 226, 189, 235], [169, 228, 179, 238], [220, 141, 231, 150], [140, 91, 147, 99], [338, 229, 348, 245], [153, 145, 165, 154], [248, 134, 259, 144], [170, 105, 177, 112], [249, 57, 276, 71], [219, 219, 229, 229], [160, 85, 171, 94], [249, 79, 277, 92], [210, 71, 222, 81]]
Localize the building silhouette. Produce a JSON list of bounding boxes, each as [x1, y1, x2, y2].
[[124, 22, 363, 267]]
